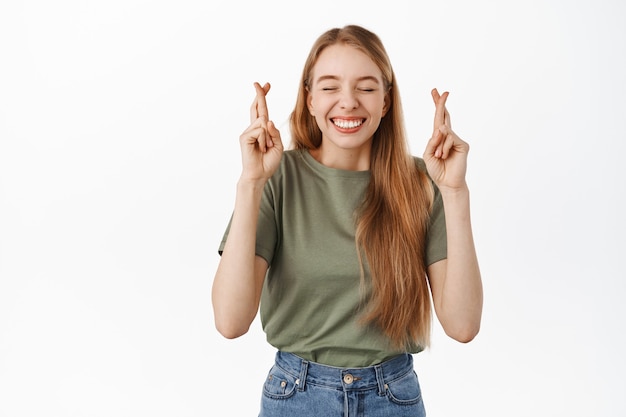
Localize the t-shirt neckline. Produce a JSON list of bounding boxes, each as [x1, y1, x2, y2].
[[299, 149, 371, 179]]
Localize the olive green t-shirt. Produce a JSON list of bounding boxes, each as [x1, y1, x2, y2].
[[219, 149, 447, 367]]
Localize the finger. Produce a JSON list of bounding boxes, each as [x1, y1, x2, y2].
[[432, 89, 449, 132], [242, 114, 267, 135], [444, 108, 451, 129], [250, 126, 268, 153], [431, 88, 440, 103], [240, 123, 271, 154], [424, 128, 444, 159], [249, 82, 271, 124], [439, 128, 454, 160], [240, 125, 264, 146], [255, 82, 270, 120], [249, 84, 259, 123], [258, 127, 268, 152], [433, 89, 452, 129], [264, 122, 274, 149], [267, 120, 283, 150], [438, 125, 468, 159]]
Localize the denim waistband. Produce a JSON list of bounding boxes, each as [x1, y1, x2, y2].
[[273, 351, 414, 395]]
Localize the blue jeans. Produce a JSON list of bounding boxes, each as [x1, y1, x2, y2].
[[259, 351, 426, 417]]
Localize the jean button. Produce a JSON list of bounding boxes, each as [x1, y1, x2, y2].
[[343, 374, 354, 384]]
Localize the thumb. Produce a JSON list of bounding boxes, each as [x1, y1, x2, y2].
[[267, 121, 283, 149]]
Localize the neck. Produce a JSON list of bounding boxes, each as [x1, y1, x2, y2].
[[309, 142, 371, 171]]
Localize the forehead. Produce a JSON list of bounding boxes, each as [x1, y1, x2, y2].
[[311, 44, 383, 83]]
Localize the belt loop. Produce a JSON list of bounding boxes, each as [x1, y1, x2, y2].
[[298, 359, 309, 392], [374, 364, 385, 396]]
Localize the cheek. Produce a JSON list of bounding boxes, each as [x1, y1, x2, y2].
[[313, 113, 327, 128], [310, 98, 329, 117], [309, 96, 322, 116], [373, 99, 388, 117]]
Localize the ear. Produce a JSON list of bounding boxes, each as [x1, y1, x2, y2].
[[307, 92, 315, 116], [382, 93, 391, 117]]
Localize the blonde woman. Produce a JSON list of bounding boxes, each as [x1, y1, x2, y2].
[[212, 24, 483, 416]]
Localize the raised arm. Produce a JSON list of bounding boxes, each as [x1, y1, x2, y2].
[[423, 88, 483, 343], [212, 82, 284, 339]]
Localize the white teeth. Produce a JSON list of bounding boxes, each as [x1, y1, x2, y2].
[[333, 119, 363, 129]]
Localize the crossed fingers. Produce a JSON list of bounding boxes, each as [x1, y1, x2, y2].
[[432, 88, 451, 131], [250, 82, 271, 124], [431, 88, 460, 160]]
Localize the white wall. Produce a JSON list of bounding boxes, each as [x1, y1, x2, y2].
[[1, 0, 625, 416]]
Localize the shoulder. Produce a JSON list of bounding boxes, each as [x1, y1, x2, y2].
[[411, 156, 429, 176], [272, 149, 304, 176], [410, 155, 440, 196], [282, 149, 304, 165], [265, 149, 306, 190]]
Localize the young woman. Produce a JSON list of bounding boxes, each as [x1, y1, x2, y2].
[[212, 24, 483, 416]]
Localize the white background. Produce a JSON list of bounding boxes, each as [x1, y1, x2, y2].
[[1, 0, 625, 416]]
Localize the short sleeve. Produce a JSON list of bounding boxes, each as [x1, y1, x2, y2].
[[413, 157, 447, 266], [218, 180, 279, 266], [425, 183, 447, 266], [253, 182, 279, 265]]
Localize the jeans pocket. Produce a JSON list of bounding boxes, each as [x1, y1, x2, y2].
[[385, 370, 423, 406], [262, 365, 299, 400]]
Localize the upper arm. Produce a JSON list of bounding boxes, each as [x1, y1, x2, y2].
[[253, 255, 270, 307], [427, 258, 447, 319]]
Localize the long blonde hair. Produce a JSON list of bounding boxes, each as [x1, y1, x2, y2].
[[290, 25, 435, 349]]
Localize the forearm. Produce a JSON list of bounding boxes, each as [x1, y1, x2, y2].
[[212, 179, 266, 338], [437, 185, 483, 341]]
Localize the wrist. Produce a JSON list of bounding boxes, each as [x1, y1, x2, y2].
[[438, 182, 469, 198], [237, 176, 266, 193]]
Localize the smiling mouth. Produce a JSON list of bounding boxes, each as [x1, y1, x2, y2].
[[332, 118, 364, 129]]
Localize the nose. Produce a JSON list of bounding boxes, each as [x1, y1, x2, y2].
[[339, 89, 359, 109]]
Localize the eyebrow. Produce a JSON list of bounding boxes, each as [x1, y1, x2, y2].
[[315, 75, 381, 84]]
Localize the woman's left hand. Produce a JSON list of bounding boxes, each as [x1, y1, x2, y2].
[[423, 88, 470, 191]]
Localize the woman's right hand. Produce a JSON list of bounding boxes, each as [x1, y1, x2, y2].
[[239, 82, 284, 183]]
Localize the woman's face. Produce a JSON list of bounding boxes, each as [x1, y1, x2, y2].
[[307, 43, 389, 165]]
